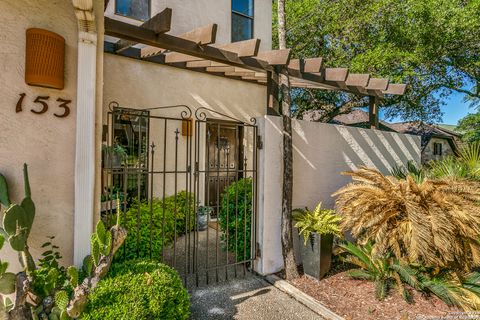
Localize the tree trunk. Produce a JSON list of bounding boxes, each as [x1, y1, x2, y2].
[[277, 0, 299, 281]]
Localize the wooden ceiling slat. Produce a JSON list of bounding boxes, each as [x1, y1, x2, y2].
[[116, 8, 172, 53], [206, 66, 236, 73]]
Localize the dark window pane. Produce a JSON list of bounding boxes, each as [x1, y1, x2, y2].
[[232, 13, 253, 42], [232, 0, 253, 17], [116, 0, 150, 21]]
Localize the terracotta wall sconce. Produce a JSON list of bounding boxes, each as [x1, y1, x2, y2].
[[25, 28, 65, 90]]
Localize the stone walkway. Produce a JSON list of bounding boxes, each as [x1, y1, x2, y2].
[[189, 274, 323, 320]]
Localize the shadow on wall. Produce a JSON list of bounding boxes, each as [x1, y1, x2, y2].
[[266, 116, 421, 210]]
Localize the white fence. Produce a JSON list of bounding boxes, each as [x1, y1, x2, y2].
[[255, 115, 421, 275]]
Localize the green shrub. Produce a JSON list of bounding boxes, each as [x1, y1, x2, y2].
[[83, 260, 190, 320], [218, 178, 253, 261], [118, 191, 195, 261]]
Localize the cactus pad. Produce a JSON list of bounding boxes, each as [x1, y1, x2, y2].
[[0, 174, 10, 207], [0, 272, 16, 294]]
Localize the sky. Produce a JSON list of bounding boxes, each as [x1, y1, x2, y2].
[[438, 91, 473, 125], [382, 91, 474, 126]]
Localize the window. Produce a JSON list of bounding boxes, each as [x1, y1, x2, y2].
[[115, 0, 150, 21], [433, 142, 443, 156], [232, 0, 254, 42]]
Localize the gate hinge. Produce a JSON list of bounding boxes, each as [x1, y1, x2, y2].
[[256, 242, 261, 258], [256, 135, 263, 150]]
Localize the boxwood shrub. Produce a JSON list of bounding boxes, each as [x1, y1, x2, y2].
[[82, 260, 190, 320], [218, 178, 253, 261], [118, 191, 195, 261]]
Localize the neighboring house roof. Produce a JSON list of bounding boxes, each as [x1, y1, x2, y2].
[[437, 124, 458, 132], [330, 110, 395, 132], [386, 121, 461, 152]]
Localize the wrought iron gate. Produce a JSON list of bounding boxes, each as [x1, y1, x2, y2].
[[101, 102, 258, 287]]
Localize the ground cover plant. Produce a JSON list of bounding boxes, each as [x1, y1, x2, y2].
[[117, 191, 195, 261], [333, 158, 480, 310], [82, 259, 190, 320], [218, 178, 253, 262]]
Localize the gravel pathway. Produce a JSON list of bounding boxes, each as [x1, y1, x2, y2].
[[189, 274, 323, 320]]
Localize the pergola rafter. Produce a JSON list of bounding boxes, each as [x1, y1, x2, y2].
[[103, 8, 407, 128]]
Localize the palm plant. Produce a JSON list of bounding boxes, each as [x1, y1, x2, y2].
[[338, 242, 420, 302], [428, 142, 480, 180], [293, 203, 341, 245], [390, 160, 426, 183], [333, 167, 480, 271]]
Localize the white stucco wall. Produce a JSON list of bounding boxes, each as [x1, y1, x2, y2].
[[0, 0, 78, 270], [255, 116, 421, 275], [102, 54, 266, 200], [105, 0, 273, 51]]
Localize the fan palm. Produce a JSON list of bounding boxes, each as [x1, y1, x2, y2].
[[333, 167, 480, 271]]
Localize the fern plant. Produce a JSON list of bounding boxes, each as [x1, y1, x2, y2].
[[293, 203, 341, 245]]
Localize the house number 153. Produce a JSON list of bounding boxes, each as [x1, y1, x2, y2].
[[16, 93, 72, 118]]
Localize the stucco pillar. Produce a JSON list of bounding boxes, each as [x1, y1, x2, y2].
[[73, 31, 97, 266], [72, 0, 97, 266]]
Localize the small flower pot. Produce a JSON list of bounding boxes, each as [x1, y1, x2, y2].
[[197, 206, 212, 231], [300, 233, 333, 280]]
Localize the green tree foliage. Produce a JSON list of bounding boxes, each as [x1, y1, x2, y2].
[[218, 178, 253, 262], [457, 112, 480, 143], [82, 260, 190, 320], [118, 191, 195, 261], [273, 0, 480, 122]]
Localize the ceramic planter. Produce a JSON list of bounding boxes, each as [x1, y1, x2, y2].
[[197, 206, 212, 231], [300, 233, 333, 280]]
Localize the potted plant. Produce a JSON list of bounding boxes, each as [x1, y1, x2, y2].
[[102, 140, 127, 168], [197, 206, 212, 231], [293, 203, 341, 280]]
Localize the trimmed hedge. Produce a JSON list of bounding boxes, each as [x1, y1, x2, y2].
[[119, 191, 195, 260], [82, 260, 190, 320], [218, 178, 253, 261]]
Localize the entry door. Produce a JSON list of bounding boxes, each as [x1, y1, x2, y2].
[[206, 122, 242, 217]]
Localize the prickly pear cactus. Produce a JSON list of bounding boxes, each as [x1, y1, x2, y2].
[[90, 221, 112, 267], [0, 235, 15, 296], [0, 164, 36, 272]]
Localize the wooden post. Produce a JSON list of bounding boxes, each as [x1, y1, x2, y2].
[[267, 70, 280, 114], [369, 95, 379, 129]]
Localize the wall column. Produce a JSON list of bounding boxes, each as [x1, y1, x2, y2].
[[73, 30, 97, 266]]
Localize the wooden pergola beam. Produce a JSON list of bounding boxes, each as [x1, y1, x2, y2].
[[116, 8, 172, 53], [383, 83, 407, 95], [141, 23, 218, 59], [366, 78, 389, 91], [164, 38, 261, 65], [104, 17, 272, 72]]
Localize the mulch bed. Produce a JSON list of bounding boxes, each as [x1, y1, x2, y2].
[[289, 272, 461, 320]]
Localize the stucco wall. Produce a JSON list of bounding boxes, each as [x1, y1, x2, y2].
[[102, 54, 266, 200], [105, 0, 272, 51], [0, 0, 78, 270], [422, 137, 455, 163], [255, 116, 421, 275]]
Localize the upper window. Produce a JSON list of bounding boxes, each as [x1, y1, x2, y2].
[[433, 142, 443, 156], [232, 0, 254, 42], [115, 0, 150, 21]]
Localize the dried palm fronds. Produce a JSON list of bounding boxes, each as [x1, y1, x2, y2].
[[333, 167, 480, 271]]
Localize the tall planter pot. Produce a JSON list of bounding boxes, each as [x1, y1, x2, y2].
[[301, 233, 333, 280]]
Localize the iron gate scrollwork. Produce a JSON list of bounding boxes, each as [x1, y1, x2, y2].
[[101, 102, 258, 288]]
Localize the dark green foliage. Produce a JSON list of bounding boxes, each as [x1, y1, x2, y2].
[[457, 112, 480, 143], [119, 191, 195, 261], [338, 242, 419, 303], [82, 260, 190, 320], [31, 237, 69, 299], [390, 160, 426, 183], [218, 178, 253, 262]]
